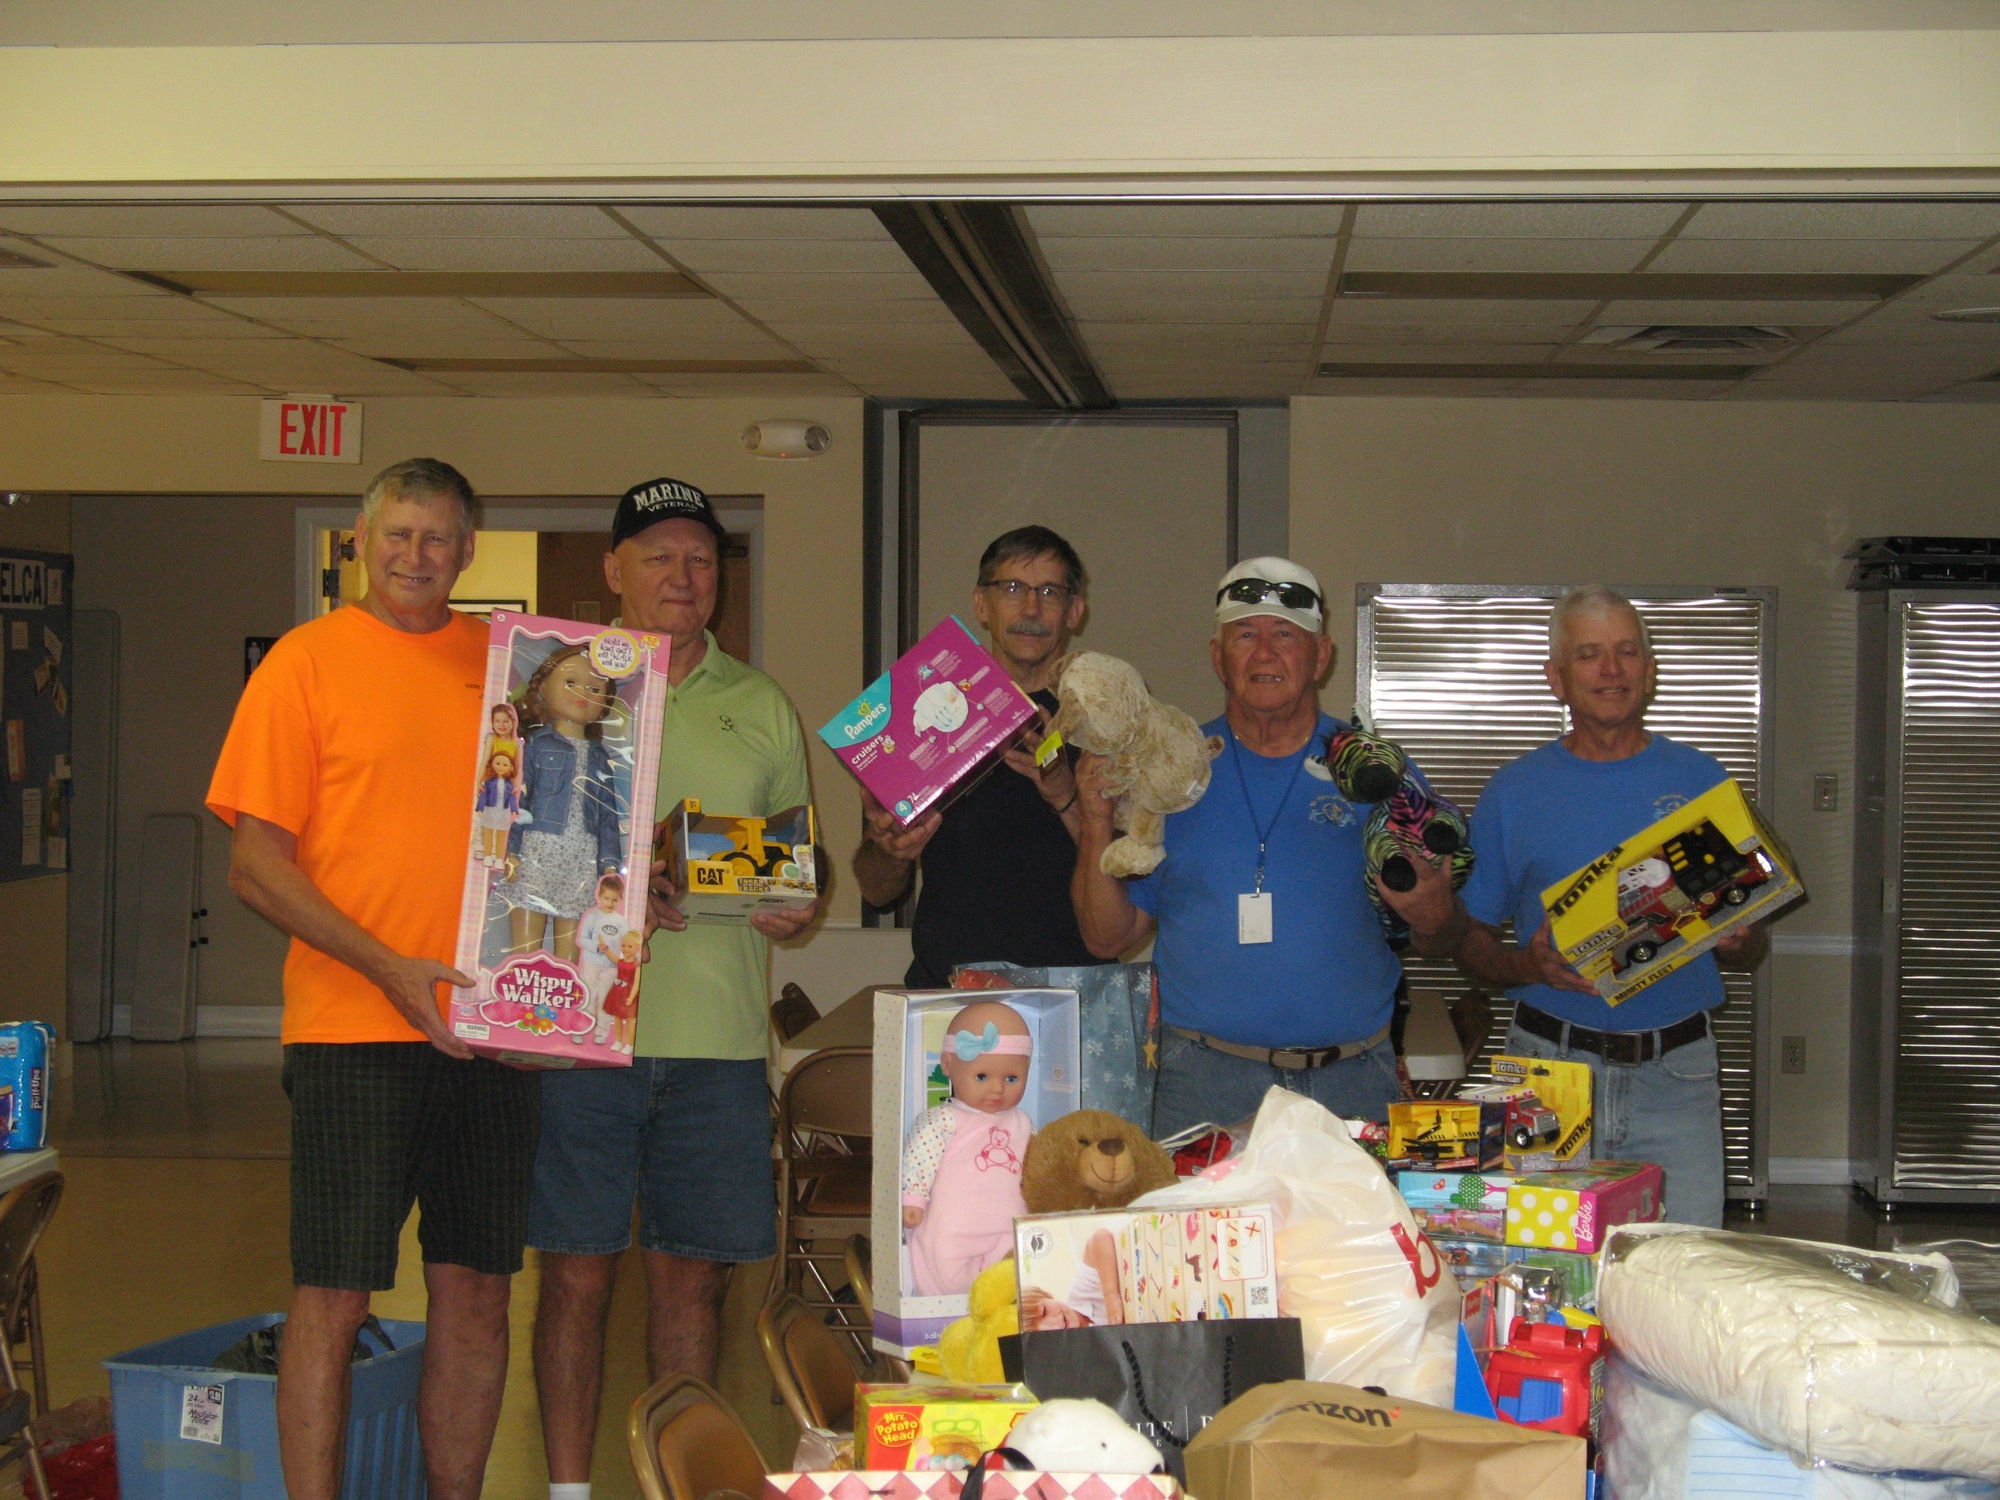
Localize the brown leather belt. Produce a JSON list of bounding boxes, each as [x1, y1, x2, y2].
[[1170, 1022, 1392, 1072], [1514, 1002, 1710, 1067]]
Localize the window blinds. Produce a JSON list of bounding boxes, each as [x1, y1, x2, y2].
[[1357, 586, 1773, 1197]]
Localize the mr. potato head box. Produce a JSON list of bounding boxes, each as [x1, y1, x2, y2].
[[870, 988, 1080, 1359], [1541, 778, 1802, 1007]]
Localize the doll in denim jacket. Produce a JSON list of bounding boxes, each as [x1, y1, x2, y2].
[[498, 642, 626, 964]]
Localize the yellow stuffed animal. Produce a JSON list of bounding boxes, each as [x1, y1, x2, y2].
[[936, 1257, 1020, 1385]]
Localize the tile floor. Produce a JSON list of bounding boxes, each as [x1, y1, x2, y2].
[[35, 1039, 2000, 1496]]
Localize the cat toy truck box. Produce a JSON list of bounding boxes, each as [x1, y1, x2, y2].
[[1541, 778, 1802, 1006], [662, 798, 818, 923], [451, 613, 668, 1069], [871, 988, 1081, 1359], [819, 616, 1040, 827]]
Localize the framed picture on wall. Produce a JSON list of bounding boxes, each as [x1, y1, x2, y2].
[[452, 598, 528, 621]]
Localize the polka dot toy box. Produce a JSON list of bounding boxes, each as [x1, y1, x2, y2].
[[1504, 1161, 1663, 1254], [819, 615, 1040, 826]]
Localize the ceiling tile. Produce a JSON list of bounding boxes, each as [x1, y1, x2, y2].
[[1309, 322, 1579, 345], [0, 373, 74, 391], [203, 294, 514, 330], [1053, 269, 1328, 300], [632, 372, 858, 398], [0, 308, 273, 337], [1061, 296, 1324, 325], [1680, 201, 2000, 241], [464, 296, 760, 336], [423, 370, 655, 396], [1028, 204, 1350, 239], [1353, 202, 1689, 240], [343, 237, 667, 273], [331, 333, 561, 360], [618, 207, 891, 242], [1082, 323, 1317, 348], [286, 204, 632, 239], [767, 322, 981, 350], [1325, 297, 1598, 325], [1316, 342, 1575, 364], [548, 335, 804, 362], [1646, 239, 1986, 275], [657, 237, 918, 275], [1343, 238, 1652, 273], [735, 298, 961, 325], [0, 342, 178, 374], [0, 265, 169, 297], [1596, 299, 1877, 326], [66, 369, 271, 395], [0, 205, 299, 237], [1040, 237, 1331, 273], [38, 236, 380, 272]]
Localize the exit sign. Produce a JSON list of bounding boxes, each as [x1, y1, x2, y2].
[[260, 396, 362, 464]]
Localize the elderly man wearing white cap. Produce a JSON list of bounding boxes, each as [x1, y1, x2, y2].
[[1072, 557, 1455, 1135]]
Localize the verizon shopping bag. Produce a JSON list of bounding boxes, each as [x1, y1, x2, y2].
[[1132, 1088, 1460, 1406], [1001, 1318, 1304, 1481], [1183, 1380, 1585, 1500]]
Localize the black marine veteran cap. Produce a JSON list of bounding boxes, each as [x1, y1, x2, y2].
[[611, 476, 724, 548]]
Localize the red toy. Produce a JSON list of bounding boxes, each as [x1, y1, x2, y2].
[[1484, 1319, 1604, 1443]]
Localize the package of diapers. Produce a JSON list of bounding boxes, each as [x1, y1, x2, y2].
[[0, 1022, 51, 1151], [1598, 1225, 2000, 1480]]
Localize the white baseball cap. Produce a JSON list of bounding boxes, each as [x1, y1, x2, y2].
[[1215, 556, 1325, 633]]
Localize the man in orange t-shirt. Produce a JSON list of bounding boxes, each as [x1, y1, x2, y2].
[[206, 458, 536, 1500]]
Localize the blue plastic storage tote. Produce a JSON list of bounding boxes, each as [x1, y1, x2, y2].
[[104, 1313, 426, 1500]]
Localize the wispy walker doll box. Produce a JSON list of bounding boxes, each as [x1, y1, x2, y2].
[[1541, 778, 1803, 1006], [871, 987, 1081, 1358], [452, 612, 668, 1068], [819, 616, 1040, 826]]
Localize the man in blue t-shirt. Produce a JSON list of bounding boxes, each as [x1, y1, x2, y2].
[[1440, 586, 1770, 1227], [1071, 557, 1455, 1138]]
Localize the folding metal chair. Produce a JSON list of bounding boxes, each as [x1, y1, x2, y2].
[[772, 1047, 871, 1357]]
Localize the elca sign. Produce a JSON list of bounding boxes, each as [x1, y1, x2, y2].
[[259, 396, 362, 464]]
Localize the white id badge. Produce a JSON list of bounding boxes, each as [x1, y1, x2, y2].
[[1238, 891, 1274, 945]]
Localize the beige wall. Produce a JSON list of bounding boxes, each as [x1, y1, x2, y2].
[[0, 492, 69, 1027], [4, 395, 865, 1013], [1291, 395, 2000, 1160]]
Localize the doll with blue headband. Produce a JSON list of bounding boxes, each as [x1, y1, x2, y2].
[[901, 999, 1035, 1297]]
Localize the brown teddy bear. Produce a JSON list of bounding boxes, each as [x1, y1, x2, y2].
[[1022, 1108, 1177, 1213], [1049, 652, 1221, 878]]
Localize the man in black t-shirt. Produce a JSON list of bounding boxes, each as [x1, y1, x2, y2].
[[854, 526, 1099, 986]]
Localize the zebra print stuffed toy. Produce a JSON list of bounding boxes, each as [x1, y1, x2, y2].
[[1324, 718, 1475, 948]]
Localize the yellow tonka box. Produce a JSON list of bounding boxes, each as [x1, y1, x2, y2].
[[662, 798, 819, 924], [1387, 1098, 1505, 1171], [1540, 778, 1802, 1007], [1485, 1054, 1594, 1170]]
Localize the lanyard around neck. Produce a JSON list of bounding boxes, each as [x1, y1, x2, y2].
[[1228, 723, 1311, 893]]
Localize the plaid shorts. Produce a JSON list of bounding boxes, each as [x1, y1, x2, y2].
[[283, 1042, 542, 1290]]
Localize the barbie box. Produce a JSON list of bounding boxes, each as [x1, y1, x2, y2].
[[819, 616, 1039, 826], [871, 988, 1081, 1358], [451, 612, 668, 1069]]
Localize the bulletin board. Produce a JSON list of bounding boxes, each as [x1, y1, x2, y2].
[[0, 550, 73, 882]]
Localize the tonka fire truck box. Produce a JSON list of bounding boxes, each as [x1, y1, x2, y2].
[[662, 798, 819, 923], [1540, 778, 1802, 1007]]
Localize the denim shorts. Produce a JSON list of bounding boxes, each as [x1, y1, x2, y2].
[[526, 1056, 777, 1261]]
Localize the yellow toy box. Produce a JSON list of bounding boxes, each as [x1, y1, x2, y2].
[[854, 1383, 1037, 1470], [1540, 778, 1802, 1006], [662, 798, 818, 924], [1386, 1099, 1505, 1171], [1486, 1054, 1594, 1170]]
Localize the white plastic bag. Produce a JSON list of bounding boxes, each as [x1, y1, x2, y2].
[[1132, 1087, 1460, 1406], [1598, 1225, 2000, 1480]]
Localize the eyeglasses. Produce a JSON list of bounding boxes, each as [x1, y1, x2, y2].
[[980, 579, 1074, 605], [1217, 578, 1322, 613]]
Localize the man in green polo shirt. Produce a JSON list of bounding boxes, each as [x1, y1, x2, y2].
[[529, 477, 818, 1500]]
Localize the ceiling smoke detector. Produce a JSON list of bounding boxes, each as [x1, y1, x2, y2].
[[1932, 307, 2000, 324], [1582, 325, 1795, 353]]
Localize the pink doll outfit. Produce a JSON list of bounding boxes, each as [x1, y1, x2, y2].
[[902, 1097, 1032, 1297]]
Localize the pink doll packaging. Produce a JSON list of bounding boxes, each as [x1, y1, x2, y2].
[[819, 615, 1041, 826], [451, 611, 668, 1068], [869, 987, 1081, 1357]]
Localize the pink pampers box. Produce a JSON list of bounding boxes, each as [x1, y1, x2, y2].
[[820, 616, 1039, 826], [451, 611, 668, 1069]]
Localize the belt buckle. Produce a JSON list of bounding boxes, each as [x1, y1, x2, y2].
[[1269, 1048, 1312, 1072], [1602, 1031, 1644, 1067]]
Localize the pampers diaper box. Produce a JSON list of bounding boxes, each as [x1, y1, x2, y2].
[[451, 613, 669, 1069], [819, 616, 1040, 826], [1542, 778, 1802, 1006], [871, 988, 1080, 1359]]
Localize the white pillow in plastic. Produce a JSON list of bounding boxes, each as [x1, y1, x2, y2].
[[1604, 1354, 1999, 1500], [1598, 1227, 2000, 1480]]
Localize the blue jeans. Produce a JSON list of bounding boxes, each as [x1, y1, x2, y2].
[[1503, 1021, 1725, 1228], [527, 1057, 776, 1261], [1152, 1027, 1399, 1139]]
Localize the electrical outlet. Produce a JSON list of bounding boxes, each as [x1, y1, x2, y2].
[[1813, 774, 1838, 812], [1781, 1035, 1807, 1075]]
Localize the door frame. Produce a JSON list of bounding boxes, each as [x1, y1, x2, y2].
[[294, 500, 766, 665]]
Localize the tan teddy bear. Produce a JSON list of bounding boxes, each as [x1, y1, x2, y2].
[[1049, 652, 1220, 878], [1021, 1108, 1178, 1213]]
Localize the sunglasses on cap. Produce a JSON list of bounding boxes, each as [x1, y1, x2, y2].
[[1217, 577, 1323, 613]]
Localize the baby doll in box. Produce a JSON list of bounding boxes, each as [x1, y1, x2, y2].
[[901, 999, 1035, 1298]]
